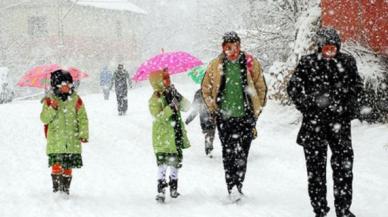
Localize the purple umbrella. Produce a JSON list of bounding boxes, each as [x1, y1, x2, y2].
[[132, 51, 203, 81]]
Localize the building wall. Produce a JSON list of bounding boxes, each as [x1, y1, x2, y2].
[[321, 0, 388, 55], [0, 0, 143, 93]]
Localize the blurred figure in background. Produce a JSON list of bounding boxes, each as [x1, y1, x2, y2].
[[112, 64, 131, 115], [100, 66, 112, 100]]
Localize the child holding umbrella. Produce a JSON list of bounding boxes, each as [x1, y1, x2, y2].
[[148, 69, 191, 203]]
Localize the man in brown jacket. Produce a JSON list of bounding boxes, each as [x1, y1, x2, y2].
[[201, 31, 267, 201]]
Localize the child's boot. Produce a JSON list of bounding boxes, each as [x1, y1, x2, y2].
[[169, 177, 180, 198], [51, 174, 62, 193], [61, 175, 72, 196], [156, 179, 167, 203]]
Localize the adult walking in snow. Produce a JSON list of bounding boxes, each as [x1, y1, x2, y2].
[[287, 27, 363, 217], [40, 69, 89, 197], [185, 89, 216, 158], [112, 64, 131, 115], [202, 31, 267, 201], [100, 66, 112, 100], [149, 69, 191, 203]]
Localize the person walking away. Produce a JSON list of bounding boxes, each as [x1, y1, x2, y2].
[[100, 66, 112, 100], [112, 64, 130, 115]]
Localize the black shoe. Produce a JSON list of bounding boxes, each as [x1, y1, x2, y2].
[[169, 178, 180, 198], [205, 148, 213, 158], [315, 207, 330, 217], [337, 210, 355, 217], [61, 175, 72, 195], [51, 174, 62, 193]]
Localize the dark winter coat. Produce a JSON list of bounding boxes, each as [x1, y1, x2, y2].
[[287, 29, 363, 146], [186, 89, 215, 131], [112, 69, 130, 96]]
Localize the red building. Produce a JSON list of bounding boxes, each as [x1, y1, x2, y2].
[[321, 0, 387, 56]]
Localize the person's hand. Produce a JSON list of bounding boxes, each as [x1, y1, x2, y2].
[[50, 99, 59, 109], [170, 97, 180, 111], [252, 128, 257, 140], [80, 138, 88, 143], [45, 98, 59, 110]]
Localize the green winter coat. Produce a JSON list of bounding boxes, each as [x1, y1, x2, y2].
[[40, 92, 89, 155], [148, 71, 191, 154]]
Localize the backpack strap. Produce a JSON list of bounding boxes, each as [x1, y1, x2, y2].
[[75, 96, 83, 112]]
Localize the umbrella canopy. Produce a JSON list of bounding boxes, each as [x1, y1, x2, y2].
[[17, 64, 88, 89], [187, 64, 207, 84], [132, 51, 203, 81]]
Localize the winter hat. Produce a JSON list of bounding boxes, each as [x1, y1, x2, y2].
[[315, 27, 341, 51], [50, 69, 73, 88], [222, 31, 241, 46]]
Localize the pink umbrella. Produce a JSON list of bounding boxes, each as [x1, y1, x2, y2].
[[17, 64, 88, 89], [132, 51, 203, 81]]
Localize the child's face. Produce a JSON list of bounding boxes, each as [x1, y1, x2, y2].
[[162, 71, 171, 88], [58, 82, 72, 93]]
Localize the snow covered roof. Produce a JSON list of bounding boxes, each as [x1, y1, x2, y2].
[[72, 0, 147, 14]]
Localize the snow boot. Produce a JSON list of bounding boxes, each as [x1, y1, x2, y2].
[[169, 177, 180, 198], [156, 179, 168, 203], [205, 147, 213, 158], [61, 175, 72, 195], [51, 174, 62, 193]]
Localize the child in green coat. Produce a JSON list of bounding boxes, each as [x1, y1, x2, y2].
[[40, 70, 89, 197], [148, 69, 191, 203]]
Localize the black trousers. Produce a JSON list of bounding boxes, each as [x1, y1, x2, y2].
[[303, 122, 354, 217], [203, 128, 215, 153], [217, 116, 253, 192], [116, 94, 128, 113]]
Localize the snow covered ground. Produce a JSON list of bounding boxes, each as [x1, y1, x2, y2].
[[0, 81, 387, 217]]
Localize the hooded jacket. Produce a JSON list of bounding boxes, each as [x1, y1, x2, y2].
[[287, 28, 363, 146], [40, 92, 89, 154], [148, 71, 191, 154]]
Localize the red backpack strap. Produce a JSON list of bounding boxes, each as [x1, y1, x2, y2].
[[43, 97, 51, 106], [44, 124, 48, 138], [75, 96, 83, 112]]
